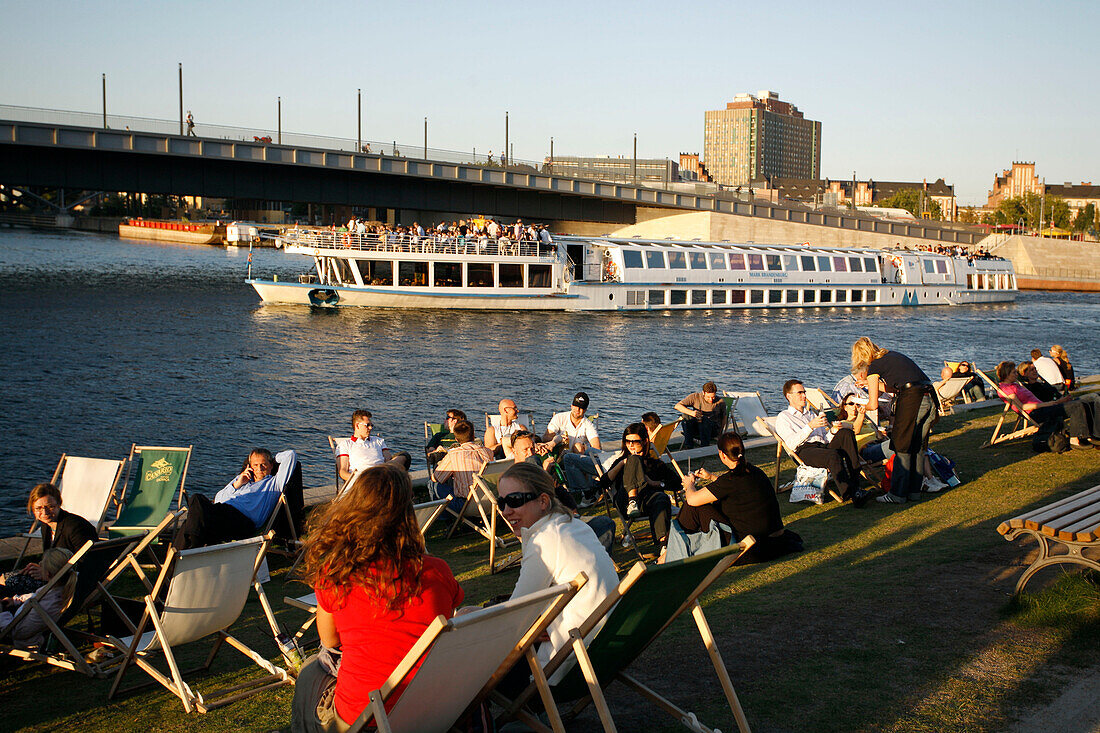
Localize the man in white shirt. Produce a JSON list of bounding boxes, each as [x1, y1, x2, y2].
[[335, 410, 410, 485], [543, 392, 602, 504], [484, 398, 529, 459], [774, 379, 871, 506], [1031, 349, 1065, 392]]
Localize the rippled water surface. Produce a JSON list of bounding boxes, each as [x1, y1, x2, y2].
[[0, 229, 1096, 534]]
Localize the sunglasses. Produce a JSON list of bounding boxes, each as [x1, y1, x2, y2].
[[624, 438, 645, 445], [496, 491, 540, 509]]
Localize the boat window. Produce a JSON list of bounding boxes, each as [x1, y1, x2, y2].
[[711, 289, 727, 304], [690, 252, 708, 270], [936, 260, 948, 274], [783, 255, 799, 271], [691, 289, 707, 304], [646, 251, 666, 269], [967, 274, 975, 289], [786, 289, 799, 303], [768, 289, 783, 303], [750, 289, 764, 304], [467, 263, 493, 287], [866, 290, 877, 302], [816, 256, 832, 272], [836, 289, 847, 302], [728, 253, 746, 270], [820, 289, 833, 303], [832, 256, 848, 272], [924, 260, 935, 273], [364, 260, 393, 285], [622, 250, 644, 269], [433, 262, 462, 287], [670, 289, 687, 305], [864, 257, 877, 272], [708, 253, 727, 269], [848, 257, 863, 272], [528, 265, 552, 288], [800, 255, 816, 271], [668, 251, 687, 269], [627, 290, 645, 305], [766, 255, 782, 271], [851, 289, 864, 302], [730, 290, 746, 304], [398, 261, 428, 287], [747, 254, 764, 271], [649, 289, 666, 305], [804, 290, 816, 303], [499, 263, 523, 287]]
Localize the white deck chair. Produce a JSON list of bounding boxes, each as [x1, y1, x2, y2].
[[445, 458, 514, 542], [756, 416, 846, 504], [724, 391, 772, 438], [347, 575, 587, 733], [106, 535, 291, 713], [15, 455, 125, 567], [934, 377, 972, 415]]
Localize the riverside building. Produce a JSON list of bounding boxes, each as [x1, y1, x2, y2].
[[703, 91, 821, 187]]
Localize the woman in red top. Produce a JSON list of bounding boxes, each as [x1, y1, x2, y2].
[[291, 465, 464, 732]]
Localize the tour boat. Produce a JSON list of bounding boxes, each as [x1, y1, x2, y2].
[[247, 229, 1017, 311]]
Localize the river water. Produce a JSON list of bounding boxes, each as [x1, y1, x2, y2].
[[0, 228, 1095, 535]]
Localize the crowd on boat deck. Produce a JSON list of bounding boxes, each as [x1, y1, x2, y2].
[[337, 216, 554, 244], [911, 242, 1003, 260], [4, 339, 1093, 730]]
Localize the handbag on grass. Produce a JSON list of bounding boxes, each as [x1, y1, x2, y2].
[[790, 464, 828, 504]]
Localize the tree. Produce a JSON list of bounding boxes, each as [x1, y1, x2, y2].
[[1072, 203, 1096, 232], [875, 188, 943, 220], [996, 193, 1070, 230]]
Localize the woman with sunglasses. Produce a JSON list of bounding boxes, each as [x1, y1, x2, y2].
[[292, 465, 464, 732], [498, 462, 618, 683], [681, 432, 802, 563], [598, 423, 676, 552]]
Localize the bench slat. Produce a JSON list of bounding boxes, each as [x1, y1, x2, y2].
[[1056, 513, 1100, 542], [999, 484, 1100, 536]]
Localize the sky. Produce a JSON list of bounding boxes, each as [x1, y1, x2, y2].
[[2, 0, 1097, 205]]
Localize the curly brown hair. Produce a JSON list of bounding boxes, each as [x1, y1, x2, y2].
[[300, 464, 425, 611]]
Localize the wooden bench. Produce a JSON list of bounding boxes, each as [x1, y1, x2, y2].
[[997, 484, 1100, 593]]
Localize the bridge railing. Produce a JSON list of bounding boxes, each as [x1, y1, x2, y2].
[[283, 229, 556, 258]]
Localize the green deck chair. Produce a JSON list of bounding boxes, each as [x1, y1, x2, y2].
[[109, 445, 191, 537], [495, 538, 757, 733]]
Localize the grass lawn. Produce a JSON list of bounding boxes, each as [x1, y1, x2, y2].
[[3, 405, 1099, 732]]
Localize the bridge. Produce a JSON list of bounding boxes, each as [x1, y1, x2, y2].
[[0, 107, 985, 246]]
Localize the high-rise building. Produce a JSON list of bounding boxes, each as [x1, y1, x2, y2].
[[703, 91, 821, 187]]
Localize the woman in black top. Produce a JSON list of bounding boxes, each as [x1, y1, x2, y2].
[[1, 483, 97, 598], [853, 337, 938, 503], [1051, 345, 1076, 391], [680, 432, 802, 563], [597, 423, 675, 551]]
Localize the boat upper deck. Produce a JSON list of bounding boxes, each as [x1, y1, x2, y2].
[[282, 228, 555, 260]]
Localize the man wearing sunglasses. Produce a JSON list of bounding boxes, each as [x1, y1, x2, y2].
[[544, 392, 602, 504], [775, 379, 871, 506], [336, 410, 411, 485]]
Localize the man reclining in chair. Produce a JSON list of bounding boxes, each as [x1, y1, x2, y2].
[[775, 379, 875, 507], [173, 448, 298, 550], [336, 410, 412, 484], [680, 432, 803, 563]]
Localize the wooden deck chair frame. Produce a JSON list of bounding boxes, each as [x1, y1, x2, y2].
[[472, 471, 526, 575], [1, 539, 94, 672], [724, 391, 772, 438], [934, 377, 972, 415], [975, 369, 1042, 448], [328, 435, 353, 496], [494, 539, 757, 733], [755, 416, 846, 504], [14, 453, 126, 568], [110, 444, 192, 536], [105, 534, 291, 713], [349, 575, 586, 733], [444, 458, 514, 544]]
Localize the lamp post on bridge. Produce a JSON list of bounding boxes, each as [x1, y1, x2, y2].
[[277, 97, 281, 144], [633, 132, 637, 184], [177, 63, 183, 136], [424, 117, 427, 160], [357, 88, 361, 153], [504, 111, 509, 167], [101, 73, 106, 129]]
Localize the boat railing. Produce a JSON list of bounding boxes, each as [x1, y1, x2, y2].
[[283, 229, 555, 258]]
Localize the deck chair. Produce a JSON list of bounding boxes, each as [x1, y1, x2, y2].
[[347, 575, 586, 733], [470, 466, 527, 574], [445, 458, 514, 543], [587, 451, 662, 562], [724, 391, 772, 438], [106, 535, 291, 713], [109, 444, 191, 537], [494, 539, 757, 733], [283, 495, 453, 646], [14, 454, 125, 567], [934, 377, 972, 415], [0, 539, 93, 665], [975, 369, 1043, 448], [755, 416, 846, 503]]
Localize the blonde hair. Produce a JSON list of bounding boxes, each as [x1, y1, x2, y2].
[[1051, 345, 1069, 363], [851, 337, 889, 372], [40, 547, 78, 607]]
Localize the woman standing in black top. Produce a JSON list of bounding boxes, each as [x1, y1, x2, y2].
[[852, 337, 937, 504], [680, 432, 802, 563]]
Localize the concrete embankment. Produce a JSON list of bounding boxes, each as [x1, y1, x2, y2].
[[986, 235, 1100, 292]]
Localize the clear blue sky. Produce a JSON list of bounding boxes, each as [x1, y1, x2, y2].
[[2, 0, 1096, 205]]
